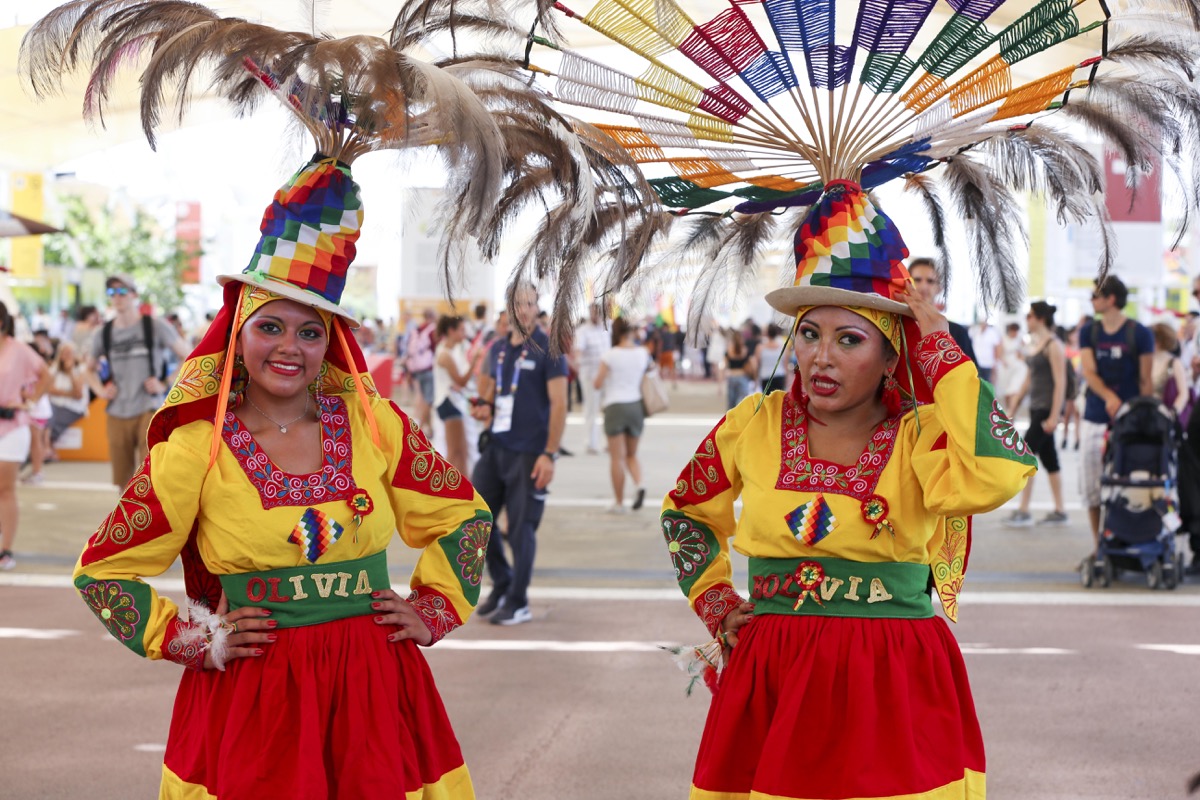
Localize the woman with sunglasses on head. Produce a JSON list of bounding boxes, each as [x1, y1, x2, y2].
[[0, 301, 52, 569], [661, 184, 1036, 800]]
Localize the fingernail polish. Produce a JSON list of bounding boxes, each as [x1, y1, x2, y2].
[[371, 602, 381, 610], [371, 591, 381, 598], [374, 616, 384, 623], [254, 649, 264, 656], [388, 634, 397, 642], [261, 610, 272, 616], [266, 634, 277, 642], [266, 620, 277, 628]]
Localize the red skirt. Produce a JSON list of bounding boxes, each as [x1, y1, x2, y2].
[[692, 614, 985, 800], [160, 615, 472, 799]]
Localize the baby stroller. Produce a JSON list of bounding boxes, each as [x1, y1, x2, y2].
[[1082, 396, 1185, 590]]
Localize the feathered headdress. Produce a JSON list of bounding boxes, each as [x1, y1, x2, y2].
[[446, 0, 1200, 322]]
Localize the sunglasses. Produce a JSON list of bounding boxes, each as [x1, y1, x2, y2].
[[106, 286, 131, 297]]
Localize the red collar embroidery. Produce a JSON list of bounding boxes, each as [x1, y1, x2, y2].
[[776, 393, 900, 501], [223, 395, 358, 510]]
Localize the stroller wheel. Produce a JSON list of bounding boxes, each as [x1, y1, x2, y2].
[[1147, 560, 1164, 590], [1098, 557, 1114, 588], [1163, 560, 1179, 590], [1080, 559, 1094, 588]]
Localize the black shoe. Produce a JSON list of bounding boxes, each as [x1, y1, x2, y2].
[[490, 604, 532, 626], [631, 487, 646, 511], [475, 590, 506, 618], [558, 446, 574, 457], [1186, 560, 1200, 577]]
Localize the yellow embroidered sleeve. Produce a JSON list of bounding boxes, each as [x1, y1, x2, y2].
[[72, 428, 208, 661]]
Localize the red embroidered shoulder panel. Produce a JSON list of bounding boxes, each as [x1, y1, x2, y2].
[[916, 331, 967, 390], [406, 586, 463, 645], [669, 418, 732, 508], [81, 456, 175, 567], [223, 395, 357, 510], [776, 393, 900, 501], [389, 401, 474, 500], [694, 584, 744, 637]]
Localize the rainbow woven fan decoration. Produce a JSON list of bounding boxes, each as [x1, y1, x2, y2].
[[514, 0, 1200, 311]]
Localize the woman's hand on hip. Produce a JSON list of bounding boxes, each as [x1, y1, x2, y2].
[[205, 592, 277, 669], [371, 589, 433, 646], [719, 601, 756, 649]]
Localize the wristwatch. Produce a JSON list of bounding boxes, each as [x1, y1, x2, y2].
[[542, 450, 560, 462]]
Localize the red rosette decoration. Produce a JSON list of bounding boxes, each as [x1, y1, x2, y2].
[[861, 494, 895, 540], [792, 560, 825, 610], [348, 491, 374, 527]]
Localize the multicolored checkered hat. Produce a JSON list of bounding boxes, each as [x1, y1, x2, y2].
[[217, 156, 363, 326], [765, 181, 912, 318]]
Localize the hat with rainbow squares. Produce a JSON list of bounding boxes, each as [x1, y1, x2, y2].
[[216, 156, 363, 327], [765, 180, 913, 319]]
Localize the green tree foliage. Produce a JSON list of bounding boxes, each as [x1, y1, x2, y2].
[[42, 194, 199, 312]]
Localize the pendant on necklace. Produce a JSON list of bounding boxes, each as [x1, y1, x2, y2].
[[279, 426, 288, 434]]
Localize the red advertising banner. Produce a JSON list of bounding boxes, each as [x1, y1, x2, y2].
[[176, 201, 202, 284], [1104, 151, 1161, 223]]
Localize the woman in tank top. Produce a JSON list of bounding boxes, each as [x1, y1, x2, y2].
[[1004, 301, 1068, 527]]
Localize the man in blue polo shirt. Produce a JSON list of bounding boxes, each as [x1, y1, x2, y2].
[[470, 284, 569, 625], [1080, 275, 1153, 550]]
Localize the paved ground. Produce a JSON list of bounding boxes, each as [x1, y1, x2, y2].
[[3, 380, 1199, 799]]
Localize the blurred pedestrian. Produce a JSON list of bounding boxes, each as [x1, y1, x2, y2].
[[0, 301, 51, 569], [405, 308, 438, 431], [724, 331, 755, 410], [573, 304, 610, 454], [1150, 322, 1189, 418], [595, 317, 651, 513], [471, 283, 568, 626], [47, 341, 89, 449], [1004, 301, 1069, 527], [1080, 275, 1154, 553], [997, 321, 1027, 411], [970, 319, 1002, 382], [88, 274, 190, 488], [756, 323, 788, 393], [434, 315, 481, 473], [907, 257, 977, 363]]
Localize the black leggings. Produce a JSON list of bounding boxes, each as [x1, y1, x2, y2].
[[1024, 409, 1060, 473]]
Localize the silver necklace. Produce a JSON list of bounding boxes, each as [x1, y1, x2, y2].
[[245, 392, 309, 434]]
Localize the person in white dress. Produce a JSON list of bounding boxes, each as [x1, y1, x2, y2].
[[997, 322, 1028, 412], [594, 317, 651, 512], [573, 304, 611, 454], [433, 315, 482, 473]]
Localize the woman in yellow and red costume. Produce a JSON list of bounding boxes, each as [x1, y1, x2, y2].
[[72, 154, 490, 798], [662, 181, 1037, 800]]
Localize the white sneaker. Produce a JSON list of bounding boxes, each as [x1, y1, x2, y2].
[[0, 551, 14, 571], [491, 605, 532, 626], [606, 504, 629, 515]]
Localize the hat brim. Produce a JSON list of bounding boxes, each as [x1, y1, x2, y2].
[[765, 286, 913, 318], [217, 273, 360, 328]]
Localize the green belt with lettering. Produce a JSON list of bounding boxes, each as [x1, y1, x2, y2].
[[219, 551, 391, 629], [748, 556, 933, 619]]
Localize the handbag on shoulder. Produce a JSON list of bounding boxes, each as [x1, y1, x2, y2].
[[642, 369, 670, 417]]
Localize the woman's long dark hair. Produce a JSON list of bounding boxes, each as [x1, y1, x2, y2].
[[0, 301, 13, 338]]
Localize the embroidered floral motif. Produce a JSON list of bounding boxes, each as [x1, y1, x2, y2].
[[916, 330, 966, 389], [792, 561, 825, 609], [988, 401, 1030, 456], [81, 459, 173, 568], [669, 419, 732, 508], [390, 401, 474, 500], [694, 584, 743, 637], [776, 394, 900, 500], [223, 395, 358, 509], [82, 581, 142, 642], [662, 515, 716, 585], [455, 518, 493, 587], [165, 354, 222, 406], [932, 516, 970, 623], [162, 617, 207, 670], [407, 587, 463, 644]]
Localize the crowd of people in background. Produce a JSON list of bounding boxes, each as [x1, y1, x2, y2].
[[9, 266, 1200, 578]]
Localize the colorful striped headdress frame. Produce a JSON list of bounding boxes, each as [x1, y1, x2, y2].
[[217, 156, 363, 326]]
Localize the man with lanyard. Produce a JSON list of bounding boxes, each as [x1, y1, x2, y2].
[[470, 284, 569, 625], [1080, 275, 1153, 552]]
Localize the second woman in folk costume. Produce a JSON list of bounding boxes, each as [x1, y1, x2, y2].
[[16, 1, 539, 796], [662, 183, 1037, 800]]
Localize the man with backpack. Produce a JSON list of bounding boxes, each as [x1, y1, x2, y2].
[[1079, 275, 1154, 551], [89, 274, 190, 488]]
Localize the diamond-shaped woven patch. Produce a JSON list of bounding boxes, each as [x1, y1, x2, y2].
[[288, 507, 344, 563], [785, 496, 837, 547]]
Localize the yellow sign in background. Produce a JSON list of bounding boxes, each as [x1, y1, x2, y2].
[[10, 171, 45, 279]]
